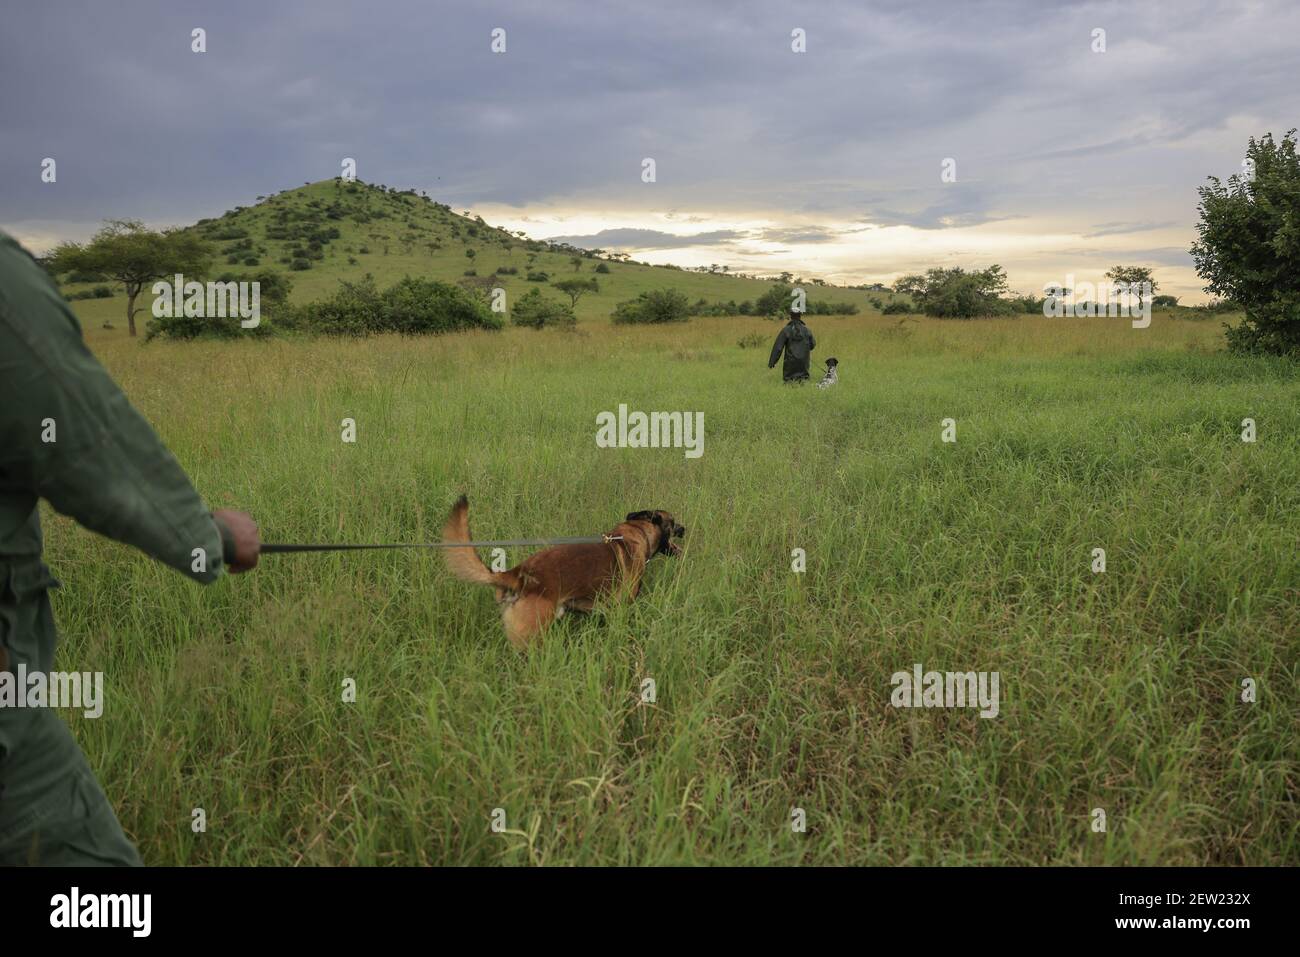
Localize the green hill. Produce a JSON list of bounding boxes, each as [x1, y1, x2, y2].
[[61, 179, 892, 327]]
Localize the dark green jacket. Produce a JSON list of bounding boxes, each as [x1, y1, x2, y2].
[[768, 317, 816, 381], [0, 231, 226, 599]]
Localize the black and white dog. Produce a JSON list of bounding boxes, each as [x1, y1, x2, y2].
[[817, 357, 839, 389]]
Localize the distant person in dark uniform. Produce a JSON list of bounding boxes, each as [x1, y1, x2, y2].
[[768, 309, 816, 383]]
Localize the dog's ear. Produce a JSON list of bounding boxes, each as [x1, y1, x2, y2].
[[625, 510, 655, 523]]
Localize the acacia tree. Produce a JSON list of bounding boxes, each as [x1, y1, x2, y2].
[[1191, 130, 1300, 357], [1104, 265, 1158, 308], [552, 277, 599, 307], [51, 220, 212, 336]]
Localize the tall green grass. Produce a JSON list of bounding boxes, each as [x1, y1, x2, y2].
[[46, 311, 1299, 864]]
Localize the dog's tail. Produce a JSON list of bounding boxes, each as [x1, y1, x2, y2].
[[442, 495, 519, 589]]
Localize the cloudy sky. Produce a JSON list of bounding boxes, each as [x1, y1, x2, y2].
[[3, 0, 1297, 301]]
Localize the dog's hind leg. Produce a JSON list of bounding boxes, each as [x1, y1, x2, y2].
[[502, 595, 557, 649]]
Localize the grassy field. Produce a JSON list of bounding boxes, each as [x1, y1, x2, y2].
[[40, 305, 1298, 866]]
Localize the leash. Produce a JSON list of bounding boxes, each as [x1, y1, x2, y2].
[[260, 534, 623, 554]]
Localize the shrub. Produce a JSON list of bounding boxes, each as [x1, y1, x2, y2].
[[243, 257, 260, 267], [143, 270, 291, 341], [291, 276, 502, 337], [290, 258, 312, 271], [882, 300, 912, 315], [249, 269, 293, 307], [894, 266, 1013, 318], [756, 282, 793, 318], [806, 300, 859, 315], [753, 284, 859, 317], [511, 288, 576, 328], [611, 288, 690, 325], [68, 270, 108, 283], [526, 271, 550, 282], [689, 299, 742, 317], [1187, 299, 1243, 318], [1007, 294, 1042, 314], [1192, 130, 1300, 357], [67, 285, 115, 300], [594, 262, 611, 274]]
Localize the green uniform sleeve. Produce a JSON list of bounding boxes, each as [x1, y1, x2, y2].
[[0, 233, 225, 582]]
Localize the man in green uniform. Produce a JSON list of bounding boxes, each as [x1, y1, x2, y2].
[[0, 230, 260, 865], [767, 308, 817, 383]]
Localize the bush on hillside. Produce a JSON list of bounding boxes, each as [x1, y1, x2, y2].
[[290, 275, 502, 337], [67, 285, 114, 301], [805, 300, 859, 315], [511, 288, 576, 328], [756, 282, 794, 317], [611, 288, 690, 325]]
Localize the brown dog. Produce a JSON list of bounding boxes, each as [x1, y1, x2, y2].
[[441, 495, 684, 648]]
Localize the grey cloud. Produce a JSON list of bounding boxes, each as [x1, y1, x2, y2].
[[545, 228, 742, 249], [1082, 221, 1178, 239], [755, 226, 842, 244], [0, 0, 1297, 275]]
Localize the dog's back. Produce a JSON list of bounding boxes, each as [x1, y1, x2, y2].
[[441, 496, 679, 648]]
